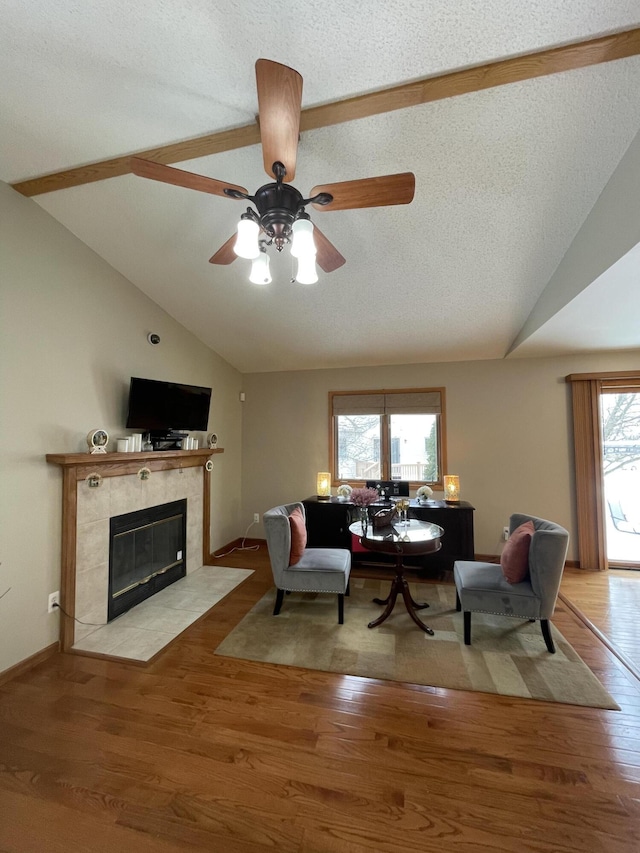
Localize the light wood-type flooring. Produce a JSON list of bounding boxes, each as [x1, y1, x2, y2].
[[1, 544, 640, 852]]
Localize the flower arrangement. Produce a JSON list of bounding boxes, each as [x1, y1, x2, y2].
[[336, 484, 353, 498], [350, 487, 380, 507], [416, 485, 434, 501]]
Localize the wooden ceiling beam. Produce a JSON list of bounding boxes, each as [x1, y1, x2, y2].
[[12, 27, 640, 198], [300, 26, 640, 131]]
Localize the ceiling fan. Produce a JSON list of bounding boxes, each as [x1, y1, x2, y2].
[[130, 59, 415, 283]]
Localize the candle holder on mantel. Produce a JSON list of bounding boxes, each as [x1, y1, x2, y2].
[[444, 475, 460, 503], [317, 472, 331, 501]]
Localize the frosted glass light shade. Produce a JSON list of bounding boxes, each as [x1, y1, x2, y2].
[[291, 218, 316, 258], [444, 475, 460, 503], [249, 251, 271, 284], [234, 218, 260, 259], [296, 253, 318, 284], [317, 472, 331, 500]]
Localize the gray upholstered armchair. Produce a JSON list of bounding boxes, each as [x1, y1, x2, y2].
[[454, 513, 570, 653], [263, 502, 351, 623]]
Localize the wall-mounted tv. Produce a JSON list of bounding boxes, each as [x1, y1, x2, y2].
[[125, 377, 212, 433]]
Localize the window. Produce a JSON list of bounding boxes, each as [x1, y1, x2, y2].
[[566, 370, 640, 570], [330, 388, 446, 488], [600, 386, 640, 566]]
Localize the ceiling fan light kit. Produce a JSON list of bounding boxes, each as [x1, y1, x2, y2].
[[234, 215, 261, 259], [291, 217, 318, 284], [295, 252, 319, 285], [131, 58, 416, 285], [290, 216, 315, 258], [249, 248, 272, 285], [226, 160, 323, 283]]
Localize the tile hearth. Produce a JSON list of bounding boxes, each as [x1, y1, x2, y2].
[[72, 565, 252, 662]]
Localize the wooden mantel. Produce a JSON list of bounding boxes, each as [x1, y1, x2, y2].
[[46, 446, 222, 471], [46, 448, 223, 652]]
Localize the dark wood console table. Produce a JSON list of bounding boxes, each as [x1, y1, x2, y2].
[[302, 496, 475, 572]]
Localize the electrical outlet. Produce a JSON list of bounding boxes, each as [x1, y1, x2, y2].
[[48, 591, 60, 613], [253, 513, 260, 524], [502, 526, 510, 541]]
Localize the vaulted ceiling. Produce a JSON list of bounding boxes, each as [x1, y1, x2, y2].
[[3, 2, 640, 373]]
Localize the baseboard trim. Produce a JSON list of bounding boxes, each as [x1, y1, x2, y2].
[[0, 642, 59, 687], [559, 591, 640, 684]]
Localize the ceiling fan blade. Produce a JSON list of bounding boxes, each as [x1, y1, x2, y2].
[[208, 234, 238, 265], [312, 225, 346, 273], [255, 59, 303, 182], [131, 157, 247, 198], [310, 172, 415, 211]]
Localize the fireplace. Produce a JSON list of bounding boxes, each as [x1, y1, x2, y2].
[[108, 499, 187, 621], [46, 447, 221, 652]]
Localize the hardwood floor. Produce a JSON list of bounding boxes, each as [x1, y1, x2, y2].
[[1, 544, 640, 852], [560, 567, 640, 676]]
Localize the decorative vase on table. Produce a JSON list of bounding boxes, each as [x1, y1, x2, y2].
[[350, 486, 379, 537], [416, 485, 434, 505], [336, 484, 353, 502]]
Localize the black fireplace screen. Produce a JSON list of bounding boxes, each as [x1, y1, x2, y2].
[[108, 499, 187, 621]]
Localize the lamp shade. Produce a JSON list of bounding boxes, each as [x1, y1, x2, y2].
[[249, 250, 271, 284], [444, 475, 460, 503], [317, 472, 331, 500], [290, 218, 316, 258], [296, 253, 318, 284], [234, 218, 260, 259]]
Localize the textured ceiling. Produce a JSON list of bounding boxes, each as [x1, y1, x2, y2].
[[2, 1, 640, 373]]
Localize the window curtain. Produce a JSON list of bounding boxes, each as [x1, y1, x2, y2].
[[566, 371, 640, 571], [567, 376, 606, 571]]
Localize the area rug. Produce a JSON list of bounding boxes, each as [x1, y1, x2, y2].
[[215, 578, 619, 709]]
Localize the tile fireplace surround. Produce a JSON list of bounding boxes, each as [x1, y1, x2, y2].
[[46, 448, 222, 654]]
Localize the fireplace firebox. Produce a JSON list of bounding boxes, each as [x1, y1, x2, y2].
[[108, 499, 187, 621]]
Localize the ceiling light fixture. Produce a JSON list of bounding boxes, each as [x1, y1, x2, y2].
[[234, 215, 261, 259], [228, 160, 331, 285], [295, 252, 319, 285], [249, 246, 272, 285], [131, 59, 415, 279]]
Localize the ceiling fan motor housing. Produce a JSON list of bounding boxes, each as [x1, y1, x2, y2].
[[254, 181, 305, 249]]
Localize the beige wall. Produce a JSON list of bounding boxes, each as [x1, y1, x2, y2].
[[241, 352, 640, 557], [0, 182, 243, 673]]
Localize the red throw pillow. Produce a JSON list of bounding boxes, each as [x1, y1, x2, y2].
[[500, 520, 534, 584], [288, 507, 307, 566]]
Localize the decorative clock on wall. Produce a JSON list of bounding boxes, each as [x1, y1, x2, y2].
[[86, 429, 109, 454]]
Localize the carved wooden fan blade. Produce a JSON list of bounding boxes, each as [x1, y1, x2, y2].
[[310, 172, 415, 211], [312, 225, 346, 273], [255, 59, 303, 182], [209, 234, 237, 265], [131, 158, 247, 198]]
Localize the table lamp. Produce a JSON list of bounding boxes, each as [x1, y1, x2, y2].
[[444, 475, 460, 503], [317, 472, 331, 501]]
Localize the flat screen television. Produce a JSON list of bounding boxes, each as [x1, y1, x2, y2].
[[125, 377, 212, 434]]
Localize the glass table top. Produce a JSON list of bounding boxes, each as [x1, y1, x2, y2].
[[348, 519, 443, 545]]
